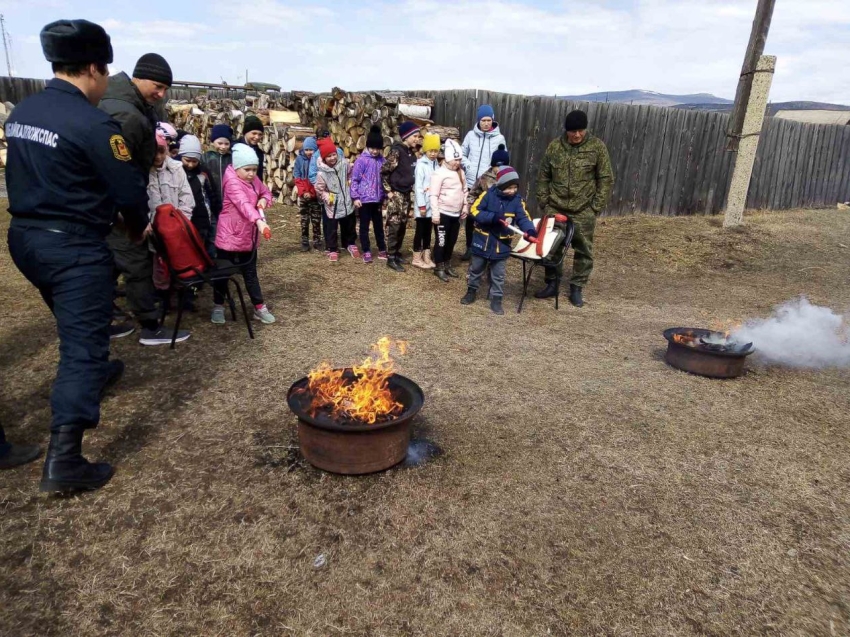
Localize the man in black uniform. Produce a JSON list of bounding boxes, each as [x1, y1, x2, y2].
[[5, 19, 150, 492], [99, 51, 189, 346]]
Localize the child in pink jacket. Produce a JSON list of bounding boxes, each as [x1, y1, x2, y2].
[[212, 144, 275, 325], [429, 139, 469, 282]]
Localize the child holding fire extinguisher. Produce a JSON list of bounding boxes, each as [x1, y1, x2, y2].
[[211, 143, 276, 325]]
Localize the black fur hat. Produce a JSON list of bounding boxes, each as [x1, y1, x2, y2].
[[40, 19, 113, 65], [366, 125, 383, 150]]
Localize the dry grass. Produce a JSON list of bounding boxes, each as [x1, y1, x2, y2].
[[1, 204, 849, 636]]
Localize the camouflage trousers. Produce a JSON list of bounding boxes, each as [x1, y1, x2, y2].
[[385, 191, 412, 256], [544, 207, 596, 287], [299, 197, 323, 245]]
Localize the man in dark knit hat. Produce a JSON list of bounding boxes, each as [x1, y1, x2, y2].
[[535, 109, 614, 307], [99, 52, 189, 346], [4, 19, 150, 491]]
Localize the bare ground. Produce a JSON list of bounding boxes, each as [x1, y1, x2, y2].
[[1, 205, 849, 636]]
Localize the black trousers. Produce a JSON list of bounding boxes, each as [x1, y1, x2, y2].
[[359, 203, 386, 254], [433, 216, 461, 264], [8, 222, 114, 433], [213, 249, 263, 306], [413, 217, 433, 251], [326, 214, 357, 253], [465, 214, 475, 249]]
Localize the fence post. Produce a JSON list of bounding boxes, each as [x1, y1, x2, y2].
[[723, 55, 776, 228]]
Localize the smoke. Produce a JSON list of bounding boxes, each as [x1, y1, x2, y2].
[[731, 297, 850, 369]]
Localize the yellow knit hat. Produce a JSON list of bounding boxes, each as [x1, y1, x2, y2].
[[422, 133, 441, 153]]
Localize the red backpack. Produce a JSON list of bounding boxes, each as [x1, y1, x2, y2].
[[152, 204, 214, 279]]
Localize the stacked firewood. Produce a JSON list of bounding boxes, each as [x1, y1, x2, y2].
[[0, 101, 15, 167], [167, 87, 461, 203]]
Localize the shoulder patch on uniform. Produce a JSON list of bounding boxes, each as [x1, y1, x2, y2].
[[109, 135, 132, 162]]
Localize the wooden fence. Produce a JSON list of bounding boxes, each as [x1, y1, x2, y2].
[[409, 89, 850, 215], [0, 77, 46, 104]]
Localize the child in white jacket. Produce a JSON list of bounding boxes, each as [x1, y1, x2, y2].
[[413, 133, 440, 269], [429, 138, 468, 282]]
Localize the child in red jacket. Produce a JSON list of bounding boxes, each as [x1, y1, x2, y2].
[[294, 136, 322, 251]]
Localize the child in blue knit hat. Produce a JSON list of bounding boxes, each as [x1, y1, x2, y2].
[[294, 136, 322, 251]]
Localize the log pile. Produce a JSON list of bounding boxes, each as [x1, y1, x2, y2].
[[167, 88, 461, 203], [0, 101, 15, 167]]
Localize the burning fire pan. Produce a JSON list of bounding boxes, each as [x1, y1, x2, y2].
[[287, 370, 424, 475], [663, 327, 755, 379]]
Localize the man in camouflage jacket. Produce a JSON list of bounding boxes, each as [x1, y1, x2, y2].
[[535, 109, 614, 307]]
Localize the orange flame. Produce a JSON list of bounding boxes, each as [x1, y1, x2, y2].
[[304, 337, 407, 424], [673, 333, 699, 346]]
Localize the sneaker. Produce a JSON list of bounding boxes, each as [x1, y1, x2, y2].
[[211, 305, 226, 325], [377, 251, 389, 261], [110, 321, 135, 340], [363, 251, 373, 264], [254, 306, 276, 324], [329, 251, 339, 263], [139, 327, 190, 346], [347, 245, 361, 259]]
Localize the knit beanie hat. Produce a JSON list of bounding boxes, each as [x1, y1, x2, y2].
[[242, 115, 264, 137], [211, 124, 233, 143], [496, 166, 520, 190], [133, 53, 172, 86], [366, 125, 383, 150], [565, 109, 589, 132], [156, 121, 177, 141], [443, 138, 463, 163], [317, 137, 337, 159], [477, 104, 495, 122], [421, 133, 441, 153], [155, 132, 167, 149], [398, 121, 420, 141], [302, 136, 318, 152], [178, 134, 202, 160], [491, 143, 510, 167], [232, 143, 259, 170]]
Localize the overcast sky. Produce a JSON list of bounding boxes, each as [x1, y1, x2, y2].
[[3, 0, 849, 104]]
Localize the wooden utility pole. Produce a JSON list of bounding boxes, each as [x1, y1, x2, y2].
[[722, 0, 776, 227], [0, 15, 12, 77], [726, 0, 776, 151]]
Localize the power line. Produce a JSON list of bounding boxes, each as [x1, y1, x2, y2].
[[0, 14, 12, 76]]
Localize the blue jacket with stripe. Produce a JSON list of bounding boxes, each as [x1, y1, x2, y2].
[[470, 186, 536, 260]]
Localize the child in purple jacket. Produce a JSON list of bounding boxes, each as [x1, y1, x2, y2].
[[350, 126, 387, 264]]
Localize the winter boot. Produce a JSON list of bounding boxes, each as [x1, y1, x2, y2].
[[490, 296, 505, 315], [300, 241, 310, 252], [434, 264, 450, 282], [412, 251, 426, 269], [387, 256, 405, 273], [396, 252, 409, 265], [534, 280, 558, 299], [39, 426, 114, 493], [0, 438, 41, 470], [445, 262, 460, 278], [461, 287, 477, 305], [461, 247, 472, 262], [421, 248, 436, 268], [569, 284, 584, 308]]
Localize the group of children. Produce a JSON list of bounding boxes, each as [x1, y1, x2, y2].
[[152, 103, 538, 321], [153, 116, 276, 326], [287, 118, 535, 313]]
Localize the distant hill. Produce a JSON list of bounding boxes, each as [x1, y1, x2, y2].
[[556, 90, 733, 107], [676, 101, 850, 115]]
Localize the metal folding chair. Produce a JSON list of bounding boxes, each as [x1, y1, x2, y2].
[[511, 219, 575, 313]]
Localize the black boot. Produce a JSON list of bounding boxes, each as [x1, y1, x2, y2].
[[445, 263, 460, 278], [490, 296, 505, 315], [569, 284, 584, 308], [300, 241, 310, 252], [396, 253, 409, 265], [40, 427, 114, 493], [387, 256, 405, 273], [312, 239, 323, 251], [534, 280, 558, 299], [461, 287, 477, 305], [0, 441, 42, 470], [434, 264, 449, 283], [461, 247, 472, 262]]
